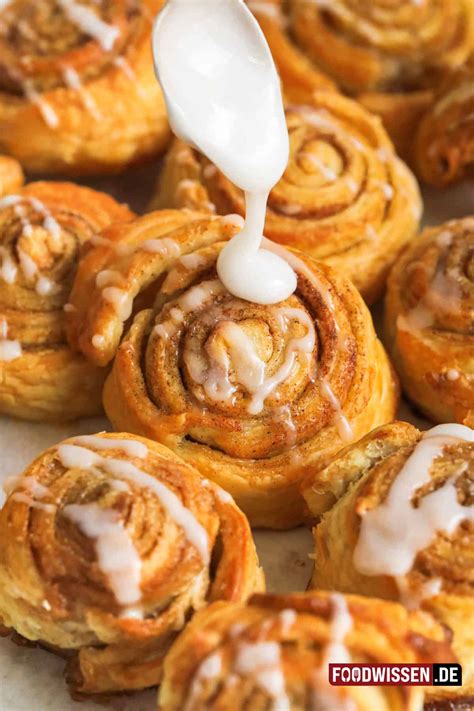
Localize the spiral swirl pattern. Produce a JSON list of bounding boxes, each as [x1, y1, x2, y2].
[[155, 92, 421, 304], [159, 590, 455, 711], [0, 0, 169, 174], [248, 0, 474, 156], [303, 422, 474, 704], [415, 64, 474, 186], [385, 217, 474, 425], [0, 432, 263, 694], [0, 181, 132, 420], [65, 210, 397, 528]]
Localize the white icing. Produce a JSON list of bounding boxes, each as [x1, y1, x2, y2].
[[325, 593, 352, 665], [62, 66, 102, 120], [96, 269, 126, 289], [311, 594, 355, 711], [113, 56, 146, 99], [354, 424, 474, 580], [183, 652, 223, 711], [279, 609, 296, 634], [92, 334, 106, 348], [220, 214, 245, 229], [11, 493, 56, 513], [0, 247, 18, 284], [446, 368, 460, 381], [141, 237, 180, 256], [22, 80, 60, 129], [0, 317, 22, 362], [184, 307, 315, 414], [235, 641, 290, 711], [57, 444, 209, 564], [69, 435, 149, 459], [154, 0, 296, 305], [0, 195, 61, 248], [300, 152, 337, 181], [102, 286, 134, 320], [155, 280, 224, 341], [57, 0, 120, 51], [64, 502, 142, 615], [398, 258, 462, 333], [179, 252, 207, 270], [320, 379, 353, 441]]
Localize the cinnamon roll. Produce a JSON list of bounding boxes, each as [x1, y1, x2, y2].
[[153, 92, 422, 305], [65, 209, 398, 528], [0, 0, 170, 175], [0, 155, 23, 197], [0, 181, 133, 421], [159, 590, 455, 711], [302, 422, 474, 705], [247, 0, 474, 158], [415, 63, 474, 187], [0, 432, 263, 694], [385, 217, 474, 426]]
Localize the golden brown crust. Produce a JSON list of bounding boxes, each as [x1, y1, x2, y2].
[[0, 0, 170, 175], [153, 92, 422, 305], [384, 217, 474, 426], [247, 0, 474, 158], [0, 155, 24, 197], [0, 432, 264, 694], [302, 421, 474, 702], [415, 64, 474, 187], [0, 181, 133, 421], [65, 209, 397, 528], [159, 590, 455, 711]]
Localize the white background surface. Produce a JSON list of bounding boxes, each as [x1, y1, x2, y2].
[[0, 179, 472, 710]]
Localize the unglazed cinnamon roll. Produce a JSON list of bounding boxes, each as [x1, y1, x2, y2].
[[0, 432, 263, 694], [0, 0, 170, 175], [302, 422, 474, 705], [153, 92, 421, 305], [159, 590, 456, 711], [0, 181, 133, 421], [0, 155, 23, 197], [385, 217, 474, 426], [65, 209, 398, 528], [415, 63, 474, 187], [247, 0, 474, 158]]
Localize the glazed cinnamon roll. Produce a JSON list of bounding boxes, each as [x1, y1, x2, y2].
[[65, 210, 398, 528], [302, 422, 474, 705], [247, 0, 474, 158], [0, 181, 133, 421], [385, 217, 474, 426], [415, 64, 474, 187], [159, 590, 455, 711], [153, 92, 421, 304], [0, 0, 170, 175], [0, 155, 23, 197], [0, 432, 263, 694]]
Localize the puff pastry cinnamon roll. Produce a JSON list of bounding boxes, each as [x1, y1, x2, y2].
[[385, 217, 474, 426], [303, 422, 474, 705], [159, 590, 455, 711], [415, 64, 474, 187], [153, 92, 421, 305], [65, 210, 397, 528], [0, 155, 23, 197], [0, 432, 263, 694], [0, 0, 170, 175], [0, 181, 133, 421], [247, 0, 474, 158]]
